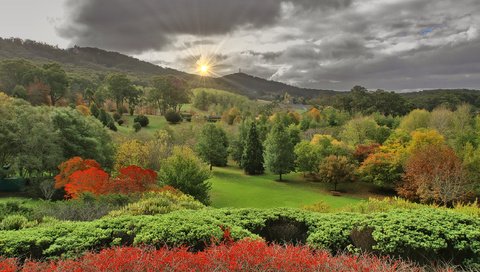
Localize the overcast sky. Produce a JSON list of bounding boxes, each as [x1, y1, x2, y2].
[[1, 0, 479, 91]]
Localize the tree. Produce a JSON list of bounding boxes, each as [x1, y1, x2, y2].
[[406, 129, 445, 154], [106, 74, 134, 112], [398, 144, 471, 205], [114, 140, 149, 171], [54, 157, 101, 189], [196, 124, 229, 170], [264, 122, 295, 181], [158, 146, 211, 204], [399, 109, 431, 132], [229, 120, 249, 166], [65, 167, 110, 199], [294, 141, 322, 176], [340, 116, 381, 146], [358, 152, 402, 188], [42, 63, 69, 106], [111, 165, 157, 194], [318, 155, 356, 191], [241, 122, 264, 175], [126, 87, 142, 115], [51, 108, 115, 169], [149, 75, 190, 113], [353, 143, 380, 163]]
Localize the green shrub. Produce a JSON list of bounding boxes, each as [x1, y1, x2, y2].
[[32, 193, 134, 221], [0, 200, 33, 221], [112, 112, 122, 122], [0, 215, 33, 230], [164, 110, 182, 124], [107, 191, 205, 217], [133, 115, 149, 127], [133, 122, 142, 132]]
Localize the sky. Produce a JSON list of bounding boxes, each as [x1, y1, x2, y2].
[[1, 0, 479, 91]]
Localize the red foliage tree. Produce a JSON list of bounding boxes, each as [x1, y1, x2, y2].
[[64, 167, 110, 199], [109, 165, 158, 194], [54, 157, 101, 189], [353, 143, 381, 163], [398, 144, 471, 205]]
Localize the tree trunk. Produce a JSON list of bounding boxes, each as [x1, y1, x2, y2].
[[210, 164, 213, 171], [279, 173, 282, 181]]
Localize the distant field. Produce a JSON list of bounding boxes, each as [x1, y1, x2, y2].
[[210, 166, 367, 209]]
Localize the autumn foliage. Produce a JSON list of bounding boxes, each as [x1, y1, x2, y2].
[[57, 157, 158, 199], [398, 144, 470, 205], [0, 240, 424, 272], [54, 157, 101, 189]]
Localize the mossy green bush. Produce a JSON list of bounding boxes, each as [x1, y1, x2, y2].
[[107, 191, 205, 217]]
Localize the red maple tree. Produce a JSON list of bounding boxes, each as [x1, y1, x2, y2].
[[54, 157, 101, 189]]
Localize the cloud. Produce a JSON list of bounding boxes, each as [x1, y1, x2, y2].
[[59, 0, 480, 90]]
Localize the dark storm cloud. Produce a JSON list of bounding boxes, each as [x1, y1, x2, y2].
[[59, 0, 354, 52], [59, 0, 480, 90]]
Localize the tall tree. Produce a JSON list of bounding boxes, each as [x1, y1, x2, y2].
[[149, 75, 190, 113], [106, 74, 134, 112], [196, 124, 229, 170], [264, 122, 295, 181], [241, 122, 264, 175], [42, 63, 69, 106]]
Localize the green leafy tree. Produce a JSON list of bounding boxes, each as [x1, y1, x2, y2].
[[399, 109, 431, 132], [340, 116, 381, 146], [158, 146, 212, 204], [42, 63, 69, 106], [196, 124, 229, 170], [264, 122, 295, 181], [51, 107, 114, 169], [241, 122, 264, 175], [106, 74, 134, 112], [149, 75, 190, 113], [294, 141, 322, 176]]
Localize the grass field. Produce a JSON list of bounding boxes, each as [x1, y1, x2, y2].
[[210, 166, 367, 209], [116, 114, 169, 135]]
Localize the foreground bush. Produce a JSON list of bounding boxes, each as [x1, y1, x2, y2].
[[0, 240, 427, 272], [0, 208, 478, 268]]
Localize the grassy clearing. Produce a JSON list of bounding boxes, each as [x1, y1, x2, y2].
[[210, 166, 366, 209]]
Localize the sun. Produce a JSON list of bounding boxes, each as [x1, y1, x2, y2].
[[198, 64, 210, 76]]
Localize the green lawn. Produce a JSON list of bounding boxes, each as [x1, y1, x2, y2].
[[210, 166, 365, 209], [116, 114, 169, 135]]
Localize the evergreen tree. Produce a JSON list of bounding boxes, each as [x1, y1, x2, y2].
[[241, 122, 264, 175], [264, 122, 295, 181], [196, 124, 229, 170]]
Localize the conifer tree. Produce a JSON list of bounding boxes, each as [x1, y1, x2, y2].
[[241, 122, 264, 175], [196, 124, 229, 170]]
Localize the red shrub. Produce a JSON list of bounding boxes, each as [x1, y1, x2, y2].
[[1, 240, 427, 272]]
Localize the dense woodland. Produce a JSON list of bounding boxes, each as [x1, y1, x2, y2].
[[1, 45, 480, 270]]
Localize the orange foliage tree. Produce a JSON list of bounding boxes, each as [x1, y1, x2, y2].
[[398, 144, 471, 205], [65, 167, 110, 198], [111, 165, 158, 194], [54, 157, 101, 189], [353, 143, 380, 163]]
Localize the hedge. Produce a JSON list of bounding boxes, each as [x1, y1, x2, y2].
[[0, 208, 479, 268]]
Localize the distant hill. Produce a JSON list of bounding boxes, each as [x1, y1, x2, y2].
[[215, 72, 336, 99], [0, 37, 339, 99], [0, 37, 186, 80]]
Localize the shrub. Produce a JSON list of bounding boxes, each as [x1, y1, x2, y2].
[[107, 191, 204, 217], [133, 115, 149, 127], [55, 157, 101, 189], [159, 146, 211, 205], [165, 110, 182, 124], [112, 112, 122, 122], [0, 208, 478, 268], [1, 240, 424, 272], [133, 122, 141, 132], [117, 119, 124, 126], [0, 215, 32, 230], [32, 193, 133, 221]]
